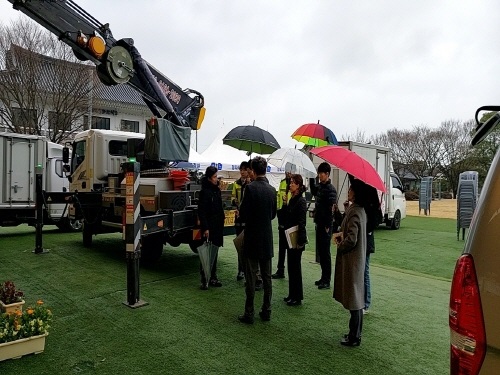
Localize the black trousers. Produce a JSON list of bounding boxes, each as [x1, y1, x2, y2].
[[316, 224, 332, 283], [200, 252, 218, 283], [287, 248, 303, 301], [244, 255, 272, 316], [276, 228, 287, 272], [348, 309, 363, 340], [235, 225, 245, 273]]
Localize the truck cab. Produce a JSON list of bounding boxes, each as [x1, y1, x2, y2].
[[310, 141, 407, 229], [387, 171, 406, 229], [69, 129, 143, 192]]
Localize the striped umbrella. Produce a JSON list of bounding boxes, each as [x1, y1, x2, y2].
[[291, 121, 338, 147]]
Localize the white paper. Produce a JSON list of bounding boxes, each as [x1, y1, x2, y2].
[[285, 225, 299, 249]]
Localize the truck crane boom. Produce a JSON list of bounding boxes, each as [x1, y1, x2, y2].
[[6, 0, 205, 130]]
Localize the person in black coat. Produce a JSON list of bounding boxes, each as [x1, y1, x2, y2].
[[197, 166, 225, 290], [282, 174, 308, 306], [237, 156, 277, 323], [310, 162, 337, 289], [362, 183, 382, 313]]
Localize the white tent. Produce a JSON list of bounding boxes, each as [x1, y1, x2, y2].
[[197, 133, 285, 188], [188, 147, 204, 163]]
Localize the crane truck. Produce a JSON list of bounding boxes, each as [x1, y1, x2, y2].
[[6, 0, 229, 260]]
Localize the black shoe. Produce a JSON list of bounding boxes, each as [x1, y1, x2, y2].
[[238, 314, 254, 324], [314, 279, 323, 286], [283, 296, 291, 302], [286, 300, 302, 306], [340, 336, 361, 347], [209, 279, 222, 287], [255, 282, 263, 291], [236, 272, 245, 281], [259, 310, 271, 321], [318, 282, 330, 290], [200, 283, 208, 290], [271, 272, 285, 279]]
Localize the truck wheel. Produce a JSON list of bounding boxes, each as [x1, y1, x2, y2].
[[189, 240, 203, 253], [69, 219, 83, 231], [391, 210, 401, 230], [141, 234, 164, 262], [168, 238, 181, 247], [57, 218, 83, 232], [82, 222, 93, 247]]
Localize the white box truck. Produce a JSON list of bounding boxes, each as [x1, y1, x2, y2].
[[0, 132, 81, 231], [310, 141, 406, 229]]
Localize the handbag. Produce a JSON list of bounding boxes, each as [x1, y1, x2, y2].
[[233, 230, 244, 255]]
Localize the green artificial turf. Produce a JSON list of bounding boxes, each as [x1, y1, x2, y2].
[[0, 216, 463, 374]]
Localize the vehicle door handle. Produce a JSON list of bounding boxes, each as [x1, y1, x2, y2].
[[12, 184, 23, 193]]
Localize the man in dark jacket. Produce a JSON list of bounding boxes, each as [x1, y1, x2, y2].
[[310, 162, 337, 289], [238, 156, 277, 323]]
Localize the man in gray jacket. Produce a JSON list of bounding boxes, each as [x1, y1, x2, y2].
[[238, 156, 277, 323]]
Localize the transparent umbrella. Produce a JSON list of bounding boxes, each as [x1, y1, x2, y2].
[[267, 148, 316, 178]]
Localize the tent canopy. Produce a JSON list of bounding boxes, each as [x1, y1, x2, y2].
[[178, 132, 285, 188]]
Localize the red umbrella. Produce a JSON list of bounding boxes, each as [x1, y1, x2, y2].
[[291, 122, 338, 147], [310, 145, 386, 192]]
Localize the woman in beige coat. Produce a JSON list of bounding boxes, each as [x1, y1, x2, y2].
[[333, 179, 367, 346]]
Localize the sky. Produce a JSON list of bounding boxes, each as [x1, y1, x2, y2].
[[1, 0, 500, 152]]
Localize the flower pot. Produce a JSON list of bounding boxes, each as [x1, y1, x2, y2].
[[0, 333, 48, 361], [0, 299, 25, 314]]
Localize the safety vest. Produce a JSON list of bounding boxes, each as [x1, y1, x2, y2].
[[231, 179, 245, 207], [277, 178, 291, 210]]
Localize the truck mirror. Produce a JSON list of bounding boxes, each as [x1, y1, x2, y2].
[[63, 147, 70, 164]]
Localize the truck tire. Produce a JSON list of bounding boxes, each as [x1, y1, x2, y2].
[[57, 218, 83, 232], [390, 210, 402, 230], [189, 240, 203, 253], [141, 234, 164, 262], [82, 222, 93, 247]]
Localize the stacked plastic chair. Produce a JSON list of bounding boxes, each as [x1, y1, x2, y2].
[[457, 171, 479, 240], [419, 177, 434, 215]]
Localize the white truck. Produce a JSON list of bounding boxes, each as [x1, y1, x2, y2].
[[310, 141, 407, 229], [0, 132, 81, 231], [66, 128, 234, 261]]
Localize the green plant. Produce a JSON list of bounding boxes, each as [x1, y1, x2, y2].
[[0, 300, 52, 343], [0, 280, 24, 304]]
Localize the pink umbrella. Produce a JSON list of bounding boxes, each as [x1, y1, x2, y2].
[[310, 145, 386, 192]]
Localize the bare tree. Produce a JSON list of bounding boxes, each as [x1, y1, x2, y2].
[[339, 128, 375, 143], [466, 113, 500, 187], [375, 125, 446, 182], [0, 18, 95, 143], [435, 119, 475, 195]]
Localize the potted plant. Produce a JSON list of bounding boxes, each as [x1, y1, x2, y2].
[[0, 281, 25, 313], [0, 300, 52, 361]]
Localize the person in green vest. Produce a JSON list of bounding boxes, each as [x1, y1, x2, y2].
[[272, 169, 292, 279], [232, 161, 250, 281]]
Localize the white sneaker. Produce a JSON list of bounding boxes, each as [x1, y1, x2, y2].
[[363, 308, 369, 315]]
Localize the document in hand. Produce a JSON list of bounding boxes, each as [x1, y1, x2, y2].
[[285, 226, 299, 249]]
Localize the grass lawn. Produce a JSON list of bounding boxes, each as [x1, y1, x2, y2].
[[0, 216, 463, 374]]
